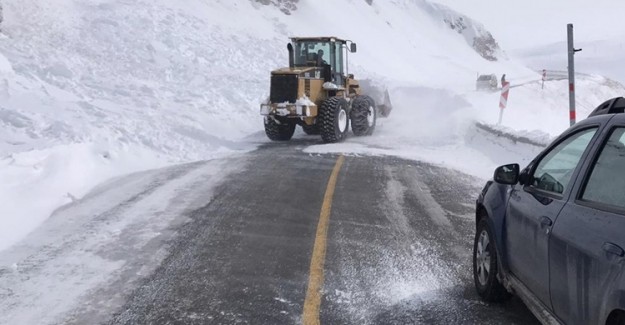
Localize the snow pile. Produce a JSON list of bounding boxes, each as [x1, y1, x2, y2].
[[0, 0, 525, 251], [0, 0, 623, 252], [465, 74, 625, 136], [0, 0, 279, 251]]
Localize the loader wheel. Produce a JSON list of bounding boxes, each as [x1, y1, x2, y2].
[[264, 117, 295, 141], [301, 123, 320, 135], [320, 97, 349, 143], [351, 95, 376, 136]]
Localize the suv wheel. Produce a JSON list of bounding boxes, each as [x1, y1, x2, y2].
[[473, 218, 510, 302]]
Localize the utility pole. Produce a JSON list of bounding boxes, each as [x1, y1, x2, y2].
[[567, 24, 582, 126]]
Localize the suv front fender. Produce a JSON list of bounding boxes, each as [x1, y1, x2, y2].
[[477, 181, 513, 273]]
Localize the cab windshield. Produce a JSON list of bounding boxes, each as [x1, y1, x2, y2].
[[293, 41, 331, 67]]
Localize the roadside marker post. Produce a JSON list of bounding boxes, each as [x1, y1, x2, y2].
[[567, 23, 582, 126], [542, 69, 546, 89], [498, 81, 510, 125]]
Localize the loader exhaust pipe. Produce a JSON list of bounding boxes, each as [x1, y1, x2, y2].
[[287, 43, 294, 68]]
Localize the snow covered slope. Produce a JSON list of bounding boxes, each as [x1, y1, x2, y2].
[[0, 0, 622, 252]]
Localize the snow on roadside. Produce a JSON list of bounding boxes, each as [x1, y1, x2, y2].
[[0, 143, 166, 252], [0, 0, 272, 252], [1, 0, 512, 252], [305, 73, 623, 180], [1, 0, 623, 254], [0, 157, 246, 325]]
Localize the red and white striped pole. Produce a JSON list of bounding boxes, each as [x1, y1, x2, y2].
[[498, 81, 510, 124], [567, 24, 582, 126]]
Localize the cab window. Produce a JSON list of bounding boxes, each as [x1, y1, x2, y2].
[[334, 42, 343, 75], [293, 41, 331, 67]]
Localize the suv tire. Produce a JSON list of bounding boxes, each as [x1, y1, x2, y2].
[[473, 218, 511, 302]]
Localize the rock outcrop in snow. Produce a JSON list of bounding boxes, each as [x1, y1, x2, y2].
[[256, 0, 503, 61], [253, 0, 298, 15], [416, 1, 503, 61]]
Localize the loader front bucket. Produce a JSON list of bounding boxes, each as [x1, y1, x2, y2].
[[377, 89, 393, 117], [359, 79, 393, 118]]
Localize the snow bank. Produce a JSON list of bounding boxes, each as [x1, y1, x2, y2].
[[304, 73, 623, 179], [0, 0, 622, 252], [0, 0, 521, 251], [0, 143, 166, 251], [466, 74, 625, 136]]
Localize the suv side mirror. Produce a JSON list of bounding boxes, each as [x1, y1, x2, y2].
[[350, 43, 357, 53], [494, 163, 520, 185]]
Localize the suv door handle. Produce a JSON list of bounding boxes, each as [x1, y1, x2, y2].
[[539, 216, 553, 234], [540, 216, 553, 227], [603, 242, 625, 257]]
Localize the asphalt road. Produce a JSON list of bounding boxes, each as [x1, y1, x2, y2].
[[100, 139, 539, 325]]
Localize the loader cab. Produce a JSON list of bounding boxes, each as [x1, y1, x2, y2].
[[290, 37, 355, 88]]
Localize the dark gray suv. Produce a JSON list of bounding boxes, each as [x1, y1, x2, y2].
[[474, 97, 625, 325]]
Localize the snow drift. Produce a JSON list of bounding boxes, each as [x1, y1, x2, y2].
[[0, 0, 623, 252]]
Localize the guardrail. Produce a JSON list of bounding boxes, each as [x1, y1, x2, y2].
[[475, 122, 549, 148]]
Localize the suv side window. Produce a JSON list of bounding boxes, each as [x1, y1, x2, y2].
[[581, 127, 625, 209], [531, 128, 597, 194]]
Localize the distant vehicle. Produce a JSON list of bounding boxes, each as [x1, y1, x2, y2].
[[476, 74, 498, 91], [473, 97, 625, 325], [260, 36, 392, 143]]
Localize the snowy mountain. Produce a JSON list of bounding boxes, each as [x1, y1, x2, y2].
[[416, 0, 503, 61], [257, 0, 503, 61], [0, 0, 623, 254]]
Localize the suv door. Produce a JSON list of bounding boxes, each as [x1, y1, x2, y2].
[[506, 127, 598, 308], [550, 126, 625, 325]]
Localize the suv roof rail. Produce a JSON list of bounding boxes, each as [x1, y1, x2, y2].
[[589, 97, 625, 117]]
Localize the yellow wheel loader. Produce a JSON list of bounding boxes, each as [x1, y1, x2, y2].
[[260, 37, 392, 143]]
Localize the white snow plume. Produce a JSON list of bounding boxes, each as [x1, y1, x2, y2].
[[304, 72, 624, 179]]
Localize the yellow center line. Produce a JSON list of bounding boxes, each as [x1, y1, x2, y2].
[[303, 154, 345, 325]]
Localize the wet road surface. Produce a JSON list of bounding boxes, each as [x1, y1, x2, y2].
[[104, 140, 539, 325]]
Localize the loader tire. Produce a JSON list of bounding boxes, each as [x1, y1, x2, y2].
[[264, 117, 295, 141], [301, 123, 320, 135], [351, 95, 376, 136], [320, 97, 349, 143]]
